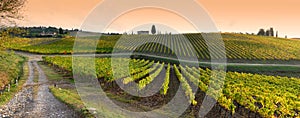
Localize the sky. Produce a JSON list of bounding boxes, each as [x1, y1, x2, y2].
[[19, 0, 300, 38]]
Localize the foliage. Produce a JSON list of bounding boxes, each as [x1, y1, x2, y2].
[[257, 29, 265, 36], [6, 33, 300, 61], [0, 51, 24, 91], [0, 0, 26, 26], [0, 27, 26, 49], [151, 25, 156, 35], [160, 63, 170, 95], [123, 61, 159, 84], [50, 87, 94, 118], [173, 64, 197, 106], [138, 62, 164, 90], [0, 59, 27, 106], [43, 56, 300, 117], [6, 36, 119, 54]]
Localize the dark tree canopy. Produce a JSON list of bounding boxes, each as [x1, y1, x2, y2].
[[257, 29, 265, 36], [0, 0, 26, 26], [270, 28, 274, 37], [151, 25, 156, 35], [58, 28, 63, 34], [0, 0, 26, 49], [266, 30, 270, 36]]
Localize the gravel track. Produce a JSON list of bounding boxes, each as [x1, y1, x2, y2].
[[0, 61, 78, 118]]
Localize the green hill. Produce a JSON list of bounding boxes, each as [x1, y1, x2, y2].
[[5, 33, 300, 61]]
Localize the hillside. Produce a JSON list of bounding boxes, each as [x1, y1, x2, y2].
[[5, 33, 300, 62]]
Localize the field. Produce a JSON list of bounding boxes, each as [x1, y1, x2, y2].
[[5, 36, 118, 54], [5, 33, 300, 61], [2, 33, 300, 117], [43, 56, 300, 117]]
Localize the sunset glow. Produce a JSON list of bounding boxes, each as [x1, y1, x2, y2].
[[19, 0, 300, 38]]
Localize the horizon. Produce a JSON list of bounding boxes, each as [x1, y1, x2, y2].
[[17, 0, 300, 38], [10, 26, 294, 38]]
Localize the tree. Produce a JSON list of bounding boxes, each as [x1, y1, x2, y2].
[[0, 27, 25, 49], [266, 30, 270, 36], [0, 0, 26, 26], [257, 29, 265, 36], [151, 25, 156, 35], [0, 0, 26, 49], [270, 28, 274, 37], [58, 28, 63, 34]]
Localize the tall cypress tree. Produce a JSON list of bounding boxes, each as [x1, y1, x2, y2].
[[270, 28, 274, 37], [151, 25, 156, 35], [266, 30, 270, 36]]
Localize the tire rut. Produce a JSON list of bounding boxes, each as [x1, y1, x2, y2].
[[28, 61, 78, 118]]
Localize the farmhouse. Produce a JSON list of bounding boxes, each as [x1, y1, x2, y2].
[[137, 31, 149, 35]]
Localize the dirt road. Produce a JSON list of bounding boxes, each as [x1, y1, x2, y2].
[[0, 60, 78, 118]]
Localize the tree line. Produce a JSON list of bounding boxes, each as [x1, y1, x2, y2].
[[257, 27, 278, 37], [0, 26, 80, 38]]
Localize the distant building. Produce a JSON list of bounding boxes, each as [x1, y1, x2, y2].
[[137, 31, 149, 35], [40, 31, 57, 37]]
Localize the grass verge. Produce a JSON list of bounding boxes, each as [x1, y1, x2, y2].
[[49, 87, 93, 118], [227, 65, 300, 77], [38, 62, 93, 117], [0, 59, 28, 106]]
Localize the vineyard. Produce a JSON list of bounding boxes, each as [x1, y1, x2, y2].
[[4, 36, 119, 54], [5, 33, 300, 61], [114, 33, 300, 60], [43, 56, 300, 117], [4, 33, 300, 117]]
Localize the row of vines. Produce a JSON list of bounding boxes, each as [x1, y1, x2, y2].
[[6, 33, 300, 60], [43, 56, 300, 117]]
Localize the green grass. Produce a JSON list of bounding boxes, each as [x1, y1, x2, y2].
[[0, 51, 25, 89], [5, 36, 117, 54], [0, 51, 26, 106], [49, 87, 94, 118], [39, 61, 93, 117], [227, 65, 300, 77], [38, 62, 74, 83], [0, 59, 28, 106]]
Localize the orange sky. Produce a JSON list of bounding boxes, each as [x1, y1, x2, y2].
[[19, 0, 300, 38]]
